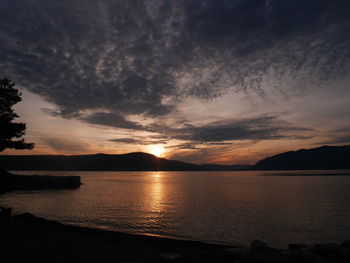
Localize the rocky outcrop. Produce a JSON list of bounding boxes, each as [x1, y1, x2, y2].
[[233, 239, 350, 262]]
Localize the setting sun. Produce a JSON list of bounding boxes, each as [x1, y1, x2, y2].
[[149, 145, 165, 157]]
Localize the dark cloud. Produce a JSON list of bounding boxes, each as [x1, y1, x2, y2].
[[165, 141, 233, 151], [1, 0, 349, 133], [154, 115, 313, 143], [330, 127, 350, 134], [109, 137, 167, 145], [80, 112, 144, 130], [168, 141, 257, 164], [97, 114, 312, 146], [165, 143, 199, 150], [0, 0, 178, 118], [109, 138, 143, 144]]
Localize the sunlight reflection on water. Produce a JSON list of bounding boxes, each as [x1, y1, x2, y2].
[[1, 170, 350, 247]]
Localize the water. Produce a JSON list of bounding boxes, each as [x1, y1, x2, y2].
[[1, 170, 350, 248]]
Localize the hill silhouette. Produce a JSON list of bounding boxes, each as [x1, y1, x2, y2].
[[0, 152, 198, 171], [2, 145, 349, 171], [253, 145, 350, 170], [0, 152, 249, 171]]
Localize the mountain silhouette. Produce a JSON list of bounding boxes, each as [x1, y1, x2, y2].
[[2, 145, 348, 171], [0, 152, 250, 171], [253, 145, 350, 170]]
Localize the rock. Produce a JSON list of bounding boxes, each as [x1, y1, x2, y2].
[[225, 247, 246, 254], [249, 247, 284, 263], [0, 207, 12, 218], [288, 244, 305, 250], [343, 240, 350, 248], [14, 213, 62, 227], [285, 249, 319, 262], [304, 245, 315, 251], [251, 240, 268, 249], [159, 253, 182, 260], [313, 243, 350, 259]]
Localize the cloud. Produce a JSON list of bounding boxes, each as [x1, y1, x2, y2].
[[166, 143, 199, 150], [42, 137, 90, 153], [317, 127, 350, 145], [109, 138, 143, 144], [151, 115, 313, 143], [168, 140, 258, 164], [322, 136, 350, 145], [80, 112, 144, 130], [0, 0, 349, 136], [101, 113, 313, 147], [109, 137, 167, 145]]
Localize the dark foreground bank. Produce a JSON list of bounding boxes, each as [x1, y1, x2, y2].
[[1, 208, 350, 263]]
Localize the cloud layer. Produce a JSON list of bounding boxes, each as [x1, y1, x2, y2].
[[108, 114, 313, 149], [1, 0, 349, 146]]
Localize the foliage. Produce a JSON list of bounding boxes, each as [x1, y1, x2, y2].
[[0, 77, 34, 152]]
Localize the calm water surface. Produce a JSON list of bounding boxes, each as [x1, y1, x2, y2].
[[1, 170, 350, 247]]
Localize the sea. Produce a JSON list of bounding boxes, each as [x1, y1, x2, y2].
[[1, 170, 350, 248]]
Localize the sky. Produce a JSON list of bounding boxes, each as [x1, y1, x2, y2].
[[1, 0, 350, 164]]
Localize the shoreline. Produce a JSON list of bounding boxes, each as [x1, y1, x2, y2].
[[1, 208, 350, 262]]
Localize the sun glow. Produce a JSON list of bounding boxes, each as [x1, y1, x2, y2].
[[149, 145, 165, 157]]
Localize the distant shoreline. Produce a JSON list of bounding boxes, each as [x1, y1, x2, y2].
[[262, 171, 350, 176], [9, 169, 350, 174], [1, 145, 350, 171]]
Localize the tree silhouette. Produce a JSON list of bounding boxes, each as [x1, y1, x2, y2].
[[0, 77, 34, 152]]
